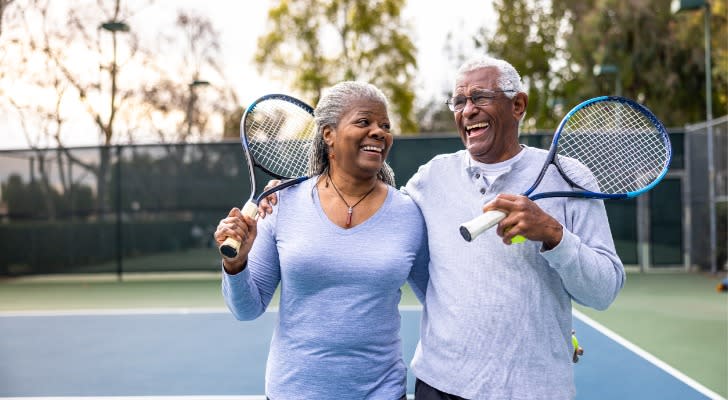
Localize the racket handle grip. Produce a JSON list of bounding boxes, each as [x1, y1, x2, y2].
[[459, 210, 506, 242], [218, 201, 260, 258]]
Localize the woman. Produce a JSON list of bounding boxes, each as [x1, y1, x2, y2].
[[214, 81, 429, 400]]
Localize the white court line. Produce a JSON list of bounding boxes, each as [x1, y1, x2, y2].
[[573, 308, 726, 400], [3, 307, 719, 400], [0, 396, 415, 400], [0, 308, 230, 317], [0, 397, 416, 400], [0, 305, 424, 317], [0, 397, 265, 400]]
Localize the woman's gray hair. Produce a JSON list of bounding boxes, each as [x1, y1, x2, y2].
[[308, 81, 396, 186], [455, 55, 525, 98]]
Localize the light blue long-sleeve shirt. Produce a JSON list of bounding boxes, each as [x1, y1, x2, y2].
[[222, 177, 429, 400], [403, 148, 625, 400]]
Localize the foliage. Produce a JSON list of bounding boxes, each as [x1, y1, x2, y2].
[[0, 0, 238, 147], [222, 106, 245, 139], [0, 0, 14, 36], [254, 0, 419, 134], [139, 10, 239, 143], [415, 97, 457, 134], [1, 173, 94, 219], [476, 0, 563, 130], [469, 0, 727, 129]]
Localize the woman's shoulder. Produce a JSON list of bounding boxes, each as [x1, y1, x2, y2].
[[277, 176, 317, 201]]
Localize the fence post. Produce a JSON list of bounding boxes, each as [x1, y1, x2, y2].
[[115, 145, 123, 282]]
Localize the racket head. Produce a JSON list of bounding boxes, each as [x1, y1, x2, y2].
[[241, 94, 316, 181], [545, 96, 671, 199]]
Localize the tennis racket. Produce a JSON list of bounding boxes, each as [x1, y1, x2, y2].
[[459, 96, 671, 242], [219, 94, 315, 258]]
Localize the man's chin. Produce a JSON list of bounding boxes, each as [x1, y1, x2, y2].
[[466, 143, 494, 163]]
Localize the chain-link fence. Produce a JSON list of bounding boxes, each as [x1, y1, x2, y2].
[[0, 131, 705, 277], [684, 115, 728, 272]]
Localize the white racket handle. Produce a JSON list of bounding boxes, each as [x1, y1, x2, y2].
[[219, 201, 259, 258], [459, 210, 506, 242]]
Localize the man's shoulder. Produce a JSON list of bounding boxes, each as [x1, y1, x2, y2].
[[426, 149, 466, 165], [402, 150, 465, 197], [521, 145, 549, 158], [388, 186, 425, 220], [416, 150, 466, 175]]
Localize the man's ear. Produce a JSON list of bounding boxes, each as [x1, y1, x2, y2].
[[513, 92, 528, 121]]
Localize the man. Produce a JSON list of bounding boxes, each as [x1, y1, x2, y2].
[[404, 55, 624, 399]]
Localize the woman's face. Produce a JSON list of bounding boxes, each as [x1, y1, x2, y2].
[[325, 98, 393, 179]]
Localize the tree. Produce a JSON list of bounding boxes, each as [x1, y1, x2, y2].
[[255, 0, 419, 134], [0, 0, 14, 36], [474, 0, 563, 130], [470, 0, 727, 129], [0, 0, 244, 215], [139, 10, 240, 144]]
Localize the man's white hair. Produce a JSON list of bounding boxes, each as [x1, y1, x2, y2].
[[455, 55, 525, 98]]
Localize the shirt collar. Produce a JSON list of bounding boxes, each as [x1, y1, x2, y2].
[[461, 145, 526, 177]]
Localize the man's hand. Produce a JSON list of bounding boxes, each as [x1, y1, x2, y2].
[[257, 179, 282, 219], [572, 330, 584, 363], [483, 194, 563, 249]]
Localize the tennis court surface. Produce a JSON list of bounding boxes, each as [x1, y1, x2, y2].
[[0, 306, 723, 399]]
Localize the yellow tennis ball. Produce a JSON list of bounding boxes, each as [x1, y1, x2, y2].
[[510, 235, 527, 244]]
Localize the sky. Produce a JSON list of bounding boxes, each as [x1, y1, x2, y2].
[[1, 1, 495, 149], [195, 1, 495, 106]]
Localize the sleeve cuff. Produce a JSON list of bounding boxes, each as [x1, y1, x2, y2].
[[540, 228, 579, 269]]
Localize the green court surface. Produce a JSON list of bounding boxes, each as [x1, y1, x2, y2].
[[574, 271, 728, 397], [1, 271, 726, 397]]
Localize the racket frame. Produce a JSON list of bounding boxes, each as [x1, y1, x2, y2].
[[219, 94, 314, 258], [459, 96, 672, 242]]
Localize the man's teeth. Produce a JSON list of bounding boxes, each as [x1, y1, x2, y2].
[[467, 122, 490, 131], [361, 146, 382, 152]]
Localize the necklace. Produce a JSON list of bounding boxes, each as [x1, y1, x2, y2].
[[326, 171, 377, 227]]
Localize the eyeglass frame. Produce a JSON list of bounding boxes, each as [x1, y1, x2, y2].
[[445, 89, 517, 112]]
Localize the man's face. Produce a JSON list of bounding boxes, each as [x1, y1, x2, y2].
[[452, 67, 526, 163]]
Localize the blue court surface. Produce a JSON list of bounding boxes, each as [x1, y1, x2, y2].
[[0, 308, 722, 400]]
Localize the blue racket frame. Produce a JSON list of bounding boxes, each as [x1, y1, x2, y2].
[[526, 96, 672, 201]]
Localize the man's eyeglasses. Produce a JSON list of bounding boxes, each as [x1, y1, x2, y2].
[[446, 90, 516, 112]]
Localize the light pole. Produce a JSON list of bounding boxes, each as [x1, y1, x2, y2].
[[100, 19, 129, 282], [99, 20, 129, 145], [186, 79, 210, 138], [593, 64, 622, 97], [671, 0, 716, 273]]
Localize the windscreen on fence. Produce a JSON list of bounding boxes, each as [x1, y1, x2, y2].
[[0, 132, 693, 276]]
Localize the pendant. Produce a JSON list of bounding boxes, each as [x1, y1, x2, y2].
[[346, 207, 353, 227]]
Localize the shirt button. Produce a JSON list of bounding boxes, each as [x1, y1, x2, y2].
[[480, 188, 486, 194], [475, 173, 480, 179]]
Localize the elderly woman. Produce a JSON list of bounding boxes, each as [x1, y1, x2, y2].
[[214, 81, 429, 400]]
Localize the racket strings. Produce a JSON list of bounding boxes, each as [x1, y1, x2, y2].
[[245, 100, 316, 178], [557, 101, 670, 194]]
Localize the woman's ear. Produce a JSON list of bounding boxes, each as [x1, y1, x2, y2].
[[322, 126, 335, 147]]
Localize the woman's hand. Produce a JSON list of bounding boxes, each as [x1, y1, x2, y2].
[[214, 207, 258, 274]]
